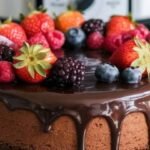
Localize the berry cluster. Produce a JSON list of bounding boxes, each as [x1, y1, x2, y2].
[[0, 7, 149, 88], [95, 63, 142, 84]]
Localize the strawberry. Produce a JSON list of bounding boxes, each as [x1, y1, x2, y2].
[[106, 15, 135, 37], [28, 32, 49, 48], [21, 10, 55, 38], [0, 21, 27, 49], [110, 38, 150, 79], [13, 43, 57, 83]]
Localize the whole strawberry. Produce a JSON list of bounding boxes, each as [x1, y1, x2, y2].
[[28, 33, 49, 48], [13, 43, 57, 83], [106, 15, 135, 37], [0, 61, 15, 83], [0, 21, 27, 49], [110, 38, 150, 79], [21, 9, 55, 37]]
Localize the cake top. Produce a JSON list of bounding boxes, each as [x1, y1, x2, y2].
[[0, 8, 149, 97]]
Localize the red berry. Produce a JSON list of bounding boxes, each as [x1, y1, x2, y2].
[[103, 35, 123, 53], [0, 22, 27, 48], [0, 61, 15, 83], [86, 32, 103, 50], [45, 30, 65, 50], [136, 24, 149, 39], [28, 33, 49, 48], [21, 11, 55, 37]]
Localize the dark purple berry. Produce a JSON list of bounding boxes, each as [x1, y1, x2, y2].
[[0, 45, 15, 62], [50, 57, 85, 88], [82, 19, 105, 35]]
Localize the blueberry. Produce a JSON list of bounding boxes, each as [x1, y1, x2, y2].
[[65, 28, 86, 48], [121, 67, 142, 84], [95, 63, 120, 83]]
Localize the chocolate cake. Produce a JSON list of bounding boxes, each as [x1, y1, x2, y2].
[[0, 50, 149, 150]]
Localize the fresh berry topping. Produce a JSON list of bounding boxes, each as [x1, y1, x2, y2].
[[45, 30, 65, 50], [103, 35, 123, 53], [21, 11, 55, 37], [95, 63, 119, 83], [0, 22, 27, 48], [50, 57, 85, 88], [106, 15, 135, 37], [65, 28, 86, 48], [86, 32, 103, 50], [13, 43, 57, 83], [136, 24, 149, 39], [55, 11, 84, 33], [146, 33, 150, 43], [28, 33, 49, 48], [0, 61, 15, 83], [110, 38, 150, 80], [82, 19, 105, 35], [121, 67, 142, 84], [0, 35, 15, 48], [122, 29, 142, 42], [0, 45, 15, 62]]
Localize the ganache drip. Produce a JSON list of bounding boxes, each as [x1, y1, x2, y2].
[[0, 91, 150, 150]]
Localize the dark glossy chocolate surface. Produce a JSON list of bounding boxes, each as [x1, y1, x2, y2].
[[0, 50, 150, 150]]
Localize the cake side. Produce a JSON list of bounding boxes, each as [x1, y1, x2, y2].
[[0, 83, 149, 149]]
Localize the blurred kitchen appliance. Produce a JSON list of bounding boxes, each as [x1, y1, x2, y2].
[[0, 0, 150, 22], [40, 0, 130, 21]]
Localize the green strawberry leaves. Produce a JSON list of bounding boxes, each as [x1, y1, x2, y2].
[[14, 42, 51, 79], [131, 38, 150, 80]]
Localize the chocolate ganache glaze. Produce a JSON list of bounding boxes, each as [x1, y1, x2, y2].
[[0, 50, 150, 150]]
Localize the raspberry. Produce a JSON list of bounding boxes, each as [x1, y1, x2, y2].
[[86, 32, 103, 50], [0, 61, 15, 83], [136, 24, 149, 39], [28, 33, 49, 48], [45, 30, 65, 50], [103, 35, 123, 53]]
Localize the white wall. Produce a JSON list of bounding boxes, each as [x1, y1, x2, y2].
[[132, 0, 150, 20], [0, 0, 35, 19]]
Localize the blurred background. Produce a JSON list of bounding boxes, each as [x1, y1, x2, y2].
[[0, 0, 150, 22]]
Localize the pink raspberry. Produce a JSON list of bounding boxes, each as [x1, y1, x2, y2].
[[136, 24, 149, 38], [86, 32, 103, 50], [103, 35, 123, 53], [28, 33, 49, 48], [45, 30, 65, 50], [0, 61, 15, 83]]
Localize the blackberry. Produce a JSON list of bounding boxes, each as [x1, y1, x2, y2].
[[82, 19, 105, 35], [50, 57, 85, 88], [0, 45, 14, 62]]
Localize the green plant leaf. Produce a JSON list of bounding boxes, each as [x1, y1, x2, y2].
[[28, 65, 35, 78], [13, 55, 26, 61], [34, 64, 46, 77], [13, 61, 27, 69]]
